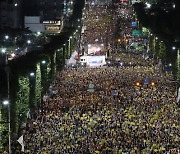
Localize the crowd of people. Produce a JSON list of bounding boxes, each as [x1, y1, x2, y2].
[[23, 1, 179, 154], [81, 2, 116, 53], [24, 61, 179, 153]]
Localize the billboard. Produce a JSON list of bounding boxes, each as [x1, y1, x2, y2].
[[80, 55, 106, 67], [132, 30, 142, 36], [87, 44, 106, 54], [131, 21, 137, 27]]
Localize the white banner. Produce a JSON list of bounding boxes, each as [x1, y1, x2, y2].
[[177, 87, 180, 103], [17, 135, 25, 152]]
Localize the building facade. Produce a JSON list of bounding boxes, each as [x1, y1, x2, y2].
[[0, 0, 72, 29], [23, 0, 74, 33], [24, 16, 64, 34]]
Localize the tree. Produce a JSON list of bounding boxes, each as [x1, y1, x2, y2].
[[158, 41, 166, 60]]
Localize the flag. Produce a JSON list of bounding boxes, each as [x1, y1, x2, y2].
[[26, 109, 31, 119], [17, 135, 25, 152], [176, 87, 180, 103]]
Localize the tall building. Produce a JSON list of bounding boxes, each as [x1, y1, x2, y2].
[[0, 0, 22, 29]]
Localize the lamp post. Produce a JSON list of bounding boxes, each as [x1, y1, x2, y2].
[[68, 36, 73, 57], [153, 36, 158, 59], [27, 40, 31, 52], [1, 48, 8, 64], [1, 48, 11, 154], [3, 100, 11, 154]]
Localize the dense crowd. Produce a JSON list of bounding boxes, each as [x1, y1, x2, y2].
[[23, 1, 179, 154], [81, 3, 116, 52], [24, 58, 179, 153]]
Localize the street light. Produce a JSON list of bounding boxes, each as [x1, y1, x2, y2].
[[172, 46, 176, 50], [173, 4, 176, 9], [1, 48, 8, 65], [30, 72, 35, 77], [2, 100, 11, 154], [3, 100, 9, 105], [41, 60, 46, 64], [151, 82, 155, 86], [37, 31, 41, 35], [27, 40, 31, 45], [1, 47, 11, 153], [68, 37, 72, 57], [5, 35, 9, 40], [135, 82, 140, 86]]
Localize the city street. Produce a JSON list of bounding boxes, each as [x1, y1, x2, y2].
[[20, 0, 180, 154]]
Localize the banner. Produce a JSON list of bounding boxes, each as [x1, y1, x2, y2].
[[176, 87, 180, 103], [17, 135, 25, 152], [88, 83, 95, 92], [131, 21, 137, 27], [132, 30, 142, 36]]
